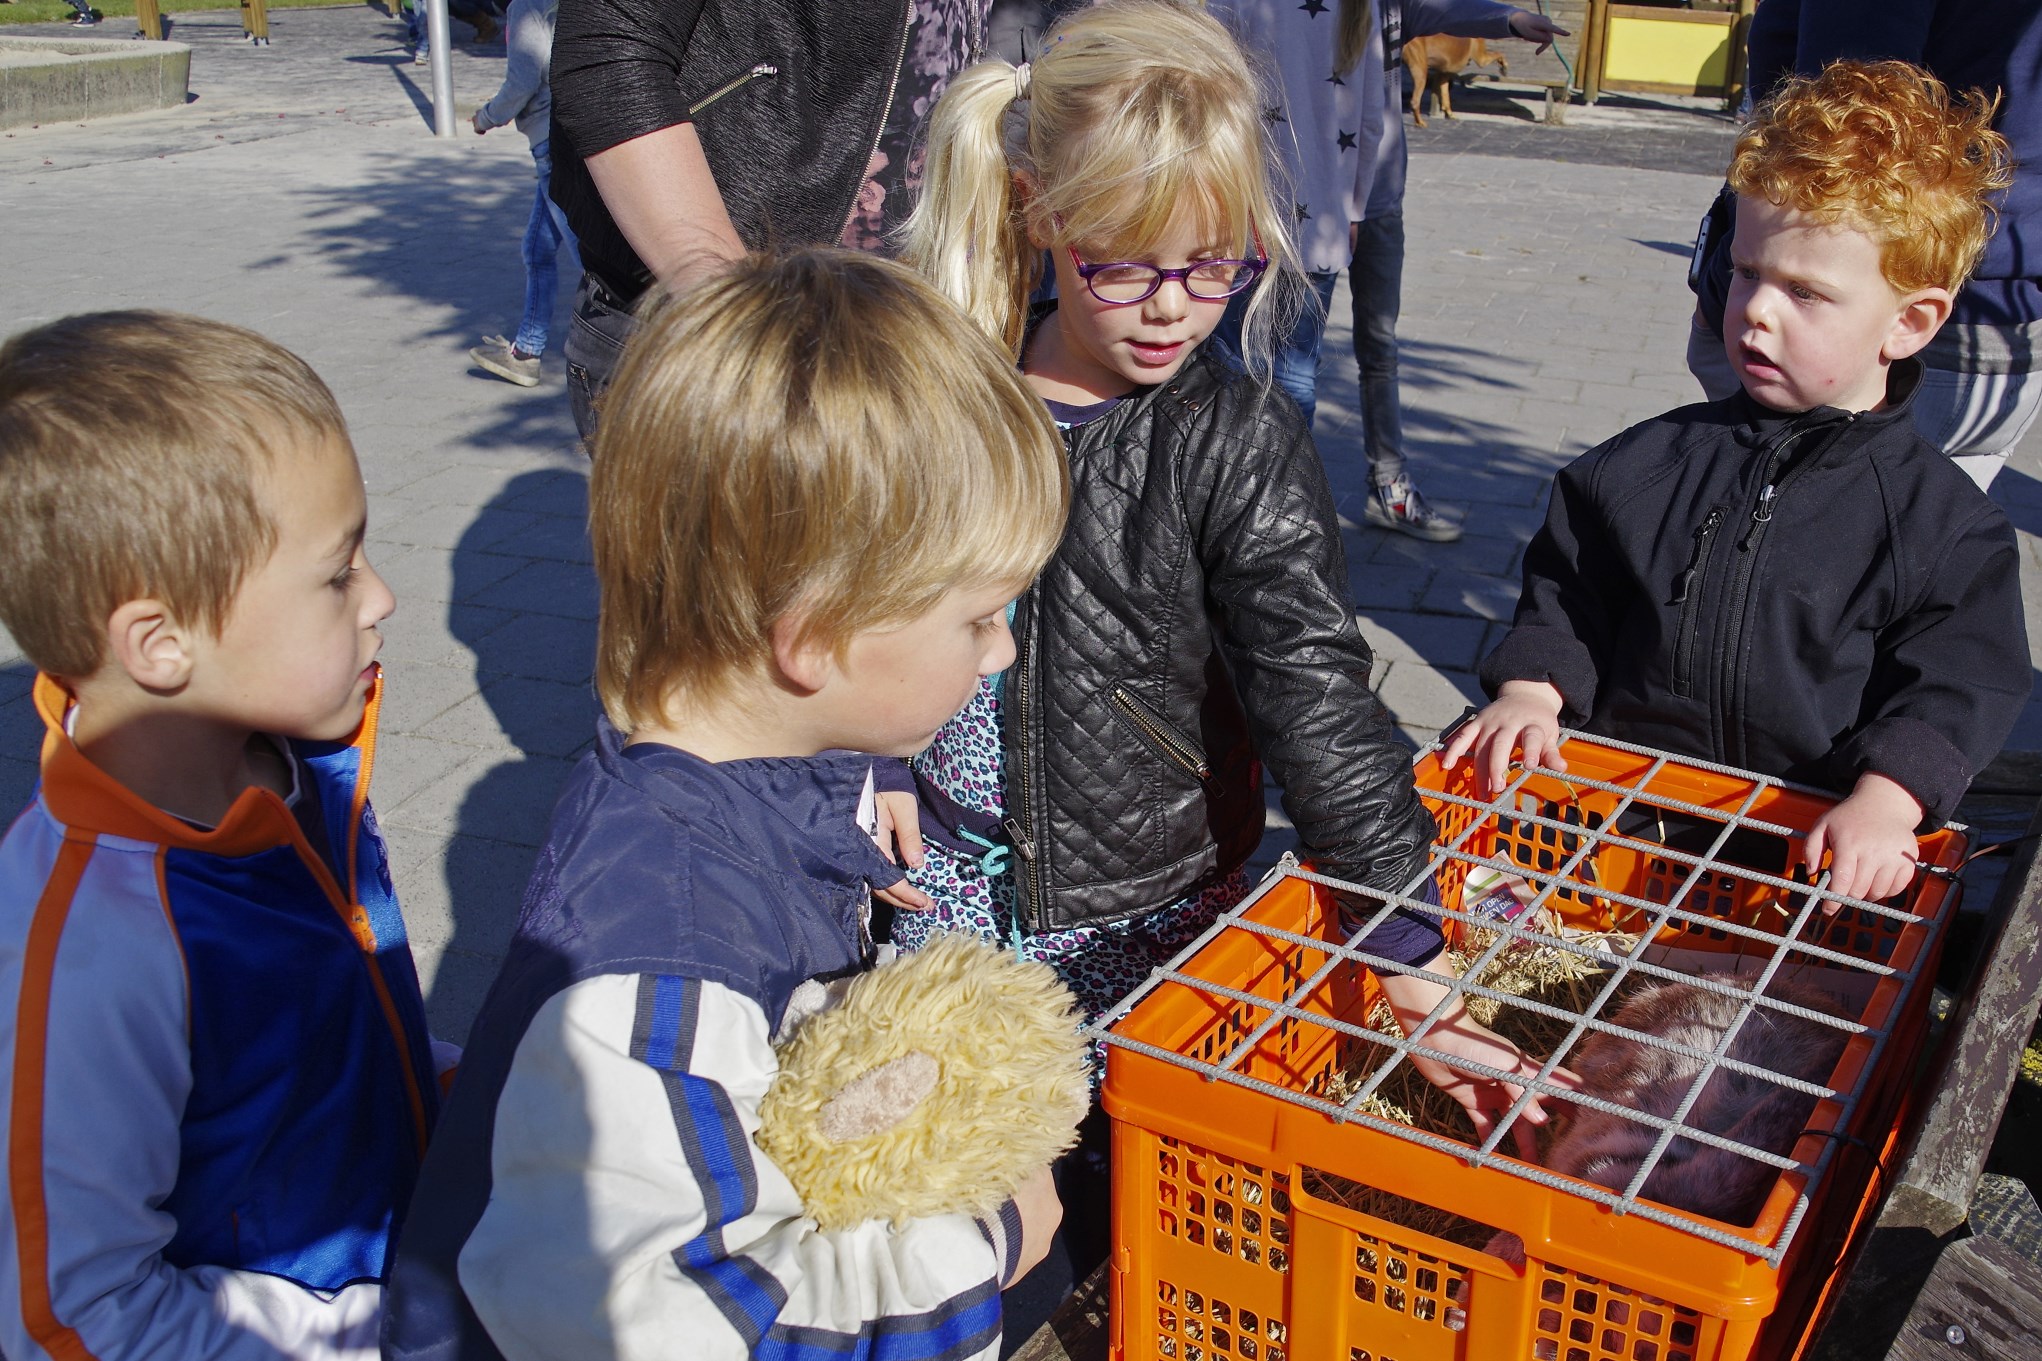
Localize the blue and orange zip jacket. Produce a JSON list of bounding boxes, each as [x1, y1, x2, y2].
[[0, 672, 439, 1361]]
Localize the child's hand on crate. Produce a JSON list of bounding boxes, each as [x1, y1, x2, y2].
[[1441, 681, 1568, 797], [1802, 772, 1924, 905], [1380, 957, 1582, 1159]]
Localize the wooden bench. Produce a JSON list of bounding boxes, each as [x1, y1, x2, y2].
[[132, 0, 267, 44]]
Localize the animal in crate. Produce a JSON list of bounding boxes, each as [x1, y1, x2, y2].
[[1489, 978, 1848, 1263]]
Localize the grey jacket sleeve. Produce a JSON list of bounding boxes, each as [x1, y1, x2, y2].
[[1404, 0, 1521, 42], [477, 0, 555, 131]]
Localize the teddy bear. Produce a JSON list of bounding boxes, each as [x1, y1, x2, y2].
[[758, 931, 1092, 1229]]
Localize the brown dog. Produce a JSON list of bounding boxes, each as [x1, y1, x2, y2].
[[1404, 35, 1508, 126]]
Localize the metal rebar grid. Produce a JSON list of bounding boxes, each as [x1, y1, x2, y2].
[[1094, 739, 1952, 1267]]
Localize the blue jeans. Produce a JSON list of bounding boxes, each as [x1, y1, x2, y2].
[[512, 140, 576, 359], [1350, 212, 1408, 487], [1209, 270, 1340, 424]]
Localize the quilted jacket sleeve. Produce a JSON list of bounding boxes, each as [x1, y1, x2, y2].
[[1179, 384, 1440, 920]]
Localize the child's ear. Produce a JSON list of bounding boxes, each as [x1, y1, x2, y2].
[[769, 613, 835, 695], [1883, 286, 1952, 363], [105, 599, 196, 693]]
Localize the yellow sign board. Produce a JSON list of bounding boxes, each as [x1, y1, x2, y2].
[[1604, 11, 1732, 94]]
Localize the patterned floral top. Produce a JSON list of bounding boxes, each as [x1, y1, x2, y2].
[[840, 0, 986, 252]]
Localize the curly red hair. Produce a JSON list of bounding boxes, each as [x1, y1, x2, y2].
[[1730, 59, 2013, 294]]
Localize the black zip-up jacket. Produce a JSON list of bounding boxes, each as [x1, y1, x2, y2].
[[1480, 361, 2027, 824], [549, 0, 918, 303], [1001, 343, 1438, 934]]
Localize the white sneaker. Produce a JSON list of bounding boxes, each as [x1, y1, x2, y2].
[[1364, 474, 1463, 543], [470, 335, 541, 387]]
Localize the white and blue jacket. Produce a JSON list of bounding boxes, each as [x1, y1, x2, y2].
[[0, 673, 439, 1361], [383, 723, 1024, 1361]]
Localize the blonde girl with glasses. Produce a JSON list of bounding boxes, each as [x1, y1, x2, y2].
[[887, 1, 1570, 1186]]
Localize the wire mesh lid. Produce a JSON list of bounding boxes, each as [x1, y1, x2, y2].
[[1092, 730, 1963, 1267]]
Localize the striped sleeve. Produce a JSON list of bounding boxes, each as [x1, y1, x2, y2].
[[460, 973, 1009, 1361]]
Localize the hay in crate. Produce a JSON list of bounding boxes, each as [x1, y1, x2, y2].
[[1305, 916, 1639, 1250]]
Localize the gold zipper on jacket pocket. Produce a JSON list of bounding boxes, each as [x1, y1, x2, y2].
[[688, 62, 779, 116], [1109, 684, 1211, 780]]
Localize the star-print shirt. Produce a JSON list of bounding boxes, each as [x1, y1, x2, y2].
[[1206, 0, 1383, 274]]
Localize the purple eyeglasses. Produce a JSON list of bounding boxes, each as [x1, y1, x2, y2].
[[1062, 233, 1269, 306]]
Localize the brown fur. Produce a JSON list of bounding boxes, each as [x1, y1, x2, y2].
[[1403, 35, 1507, 127], [1489, 979, 1849, 1263]]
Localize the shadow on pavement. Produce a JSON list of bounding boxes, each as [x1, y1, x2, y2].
[[428, 468, 596, 1029], [277, 151, 580, 455]]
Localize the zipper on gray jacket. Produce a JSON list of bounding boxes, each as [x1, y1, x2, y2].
[[998, 818, 1035, 862], [1011, 604, 1044, 930], [687, 63, 779, 117], [1109, 684, 1212, 780]]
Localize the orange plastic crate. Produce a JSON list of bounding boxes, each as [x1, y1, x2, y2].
[[1099, 735, 1965, 1361]]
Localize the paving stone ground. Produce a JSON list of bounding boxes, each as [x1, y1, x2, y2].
[[3, 7, 2038, 1038]]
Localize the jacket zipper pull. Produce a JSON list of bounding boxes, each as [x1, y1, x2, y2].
[[999, 817, 1036, 862], [1670, 508, 1724, 604], [688, 63, 779, 116], [1740, 484, 1778, 549]]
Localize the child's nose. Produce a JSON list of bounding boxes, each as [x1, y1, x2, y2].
[[1145, 277, 1192, 322], [980, 620, 1017, 676], [361, 563, 397, 627], [1739, 282, 1775, 329]]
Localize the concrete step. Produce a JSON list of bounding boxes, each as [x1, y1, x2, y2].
[[0, 34, 188, 129]]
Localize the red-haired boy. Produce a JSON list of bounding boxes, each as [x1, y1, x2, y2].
[[1452, 60, 2028, 902]]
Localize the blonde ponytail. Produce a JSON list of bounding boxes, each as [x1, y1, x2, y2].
[[900, 61, 1042, 358]]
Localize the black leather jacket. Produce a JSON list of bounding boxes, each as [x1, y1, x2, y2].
[[1001, 343, 1437, 931], [550, 0, 919, 303]]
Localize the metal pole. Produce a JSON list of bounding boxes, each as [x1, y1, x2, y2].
[[427, 0, 456, 137]]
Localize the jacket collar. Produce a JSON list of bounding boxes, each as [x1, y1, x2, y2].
[[589, 718, 896, 887], [31, 670, 379, 857], [1021, 302, 1232, 448], [1727, 356, 1925, 464]]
